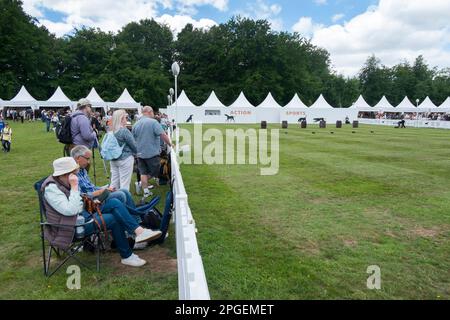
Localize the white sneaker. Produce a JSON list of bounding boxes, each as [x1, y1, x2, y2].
[[135, 229, 162, 243], [133, 242, 148, 250], [121, 254, 146, 267]]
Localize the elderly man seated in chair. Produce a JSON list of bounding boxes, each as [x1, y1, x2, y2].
[[71, 145, 139, 209], [43, 157, 161, 267]]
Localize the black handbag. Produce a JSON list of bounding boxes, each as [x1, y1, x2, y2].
[[141, 208, 163, 230]]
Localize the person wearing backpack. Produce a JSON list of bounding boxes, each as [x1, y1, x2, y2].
[[108, 109, 137, 192], [70, 99, 97, 149]]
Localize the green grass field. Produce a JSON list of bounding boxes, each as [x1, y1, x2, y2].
[[180, 124, 450, 300], [0, 121, 177, 300], [1, 121, 450, 300]]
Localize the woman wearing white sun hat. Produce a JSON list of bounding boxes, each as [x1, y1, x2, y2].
[[41, 157, 150, 267]]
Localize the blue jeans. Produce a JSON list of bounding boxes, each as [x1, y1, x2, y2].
[[100, 198, 139, 235], [45, 120, 51, 132], [83, 211, 132, 259], [108, 189, 156, 219], [109, 189, 135, 208]]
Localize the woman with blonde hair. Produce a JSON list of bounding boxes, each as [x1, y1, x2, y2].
[[110, 110, 137, 191]]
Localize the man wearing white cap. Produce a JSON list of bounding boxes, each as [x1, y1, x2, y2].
[[70, 98, 97, 148], [41, 157, 158, 267]]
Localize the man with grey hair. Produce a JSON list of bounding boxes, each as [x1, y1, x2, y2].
[[70, 98, 97, 148], [70, 145, 163, 250], [132, 106, 173, 199]]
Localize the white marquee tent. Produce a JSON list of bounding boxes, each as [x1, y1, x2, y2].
[[86, 88, 108, 112], [417, 97, 438, 112], [200, 91, 227, 123], [40, 86, 73, 109], [395, 97, 417, 112], [4, 86, 38, 109], [350, 95, 372, 111], [310, 94, 333, 109], [439, 97, 450, 110], [201, 91, 226, 109], [281, 94, 308, 123], [168, 90, 201, 123], [373, 96, 395, 112], [227, 92, 257, 124], [109, 88, 142, 113], [256, 93, 282, 123]]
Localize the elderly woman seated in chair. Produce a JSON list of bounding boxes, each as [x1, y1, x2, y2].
[[42, 157, 161, 267]]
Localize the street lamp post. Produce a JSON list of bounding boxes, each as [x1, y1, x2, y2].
[[171, 62, 180, 154], [416, 99, 420, 128]]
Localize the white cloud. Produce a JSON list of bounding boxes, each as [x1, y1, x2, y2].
[[156, 14, 218, 36], [235, 0, 284, 31], [293, 0, 450, 76], [292, 17, 323, 38], [21, 0, 226, 36], [331, 13, 344, 23], [314, 0, 327, 5]]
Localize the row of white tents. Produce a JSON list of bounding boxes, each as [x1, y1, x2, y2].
[[165, 90, 450, 124], [0, 86, 142, 113]]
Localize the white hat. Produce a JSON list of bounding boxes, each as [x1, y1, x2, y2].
[[52, 157, 79, 177], [77, 98, 92, 108]]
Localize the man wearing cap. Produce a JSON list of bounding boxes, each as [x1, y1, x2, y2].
[[71, 98, 97, 148], [42, 157, 160, 267]]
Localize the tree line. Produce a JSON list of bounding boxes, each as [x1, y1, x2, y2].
[[1, 0, 449, 110]]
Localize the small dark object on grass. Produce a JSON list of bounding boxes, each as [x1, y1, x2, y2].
[[352, 131, 356, 134], [331, 132, 334, 134], [312, 132, 316, 134]]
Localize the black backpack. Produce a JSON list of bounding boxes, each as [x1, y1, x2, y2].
[[57, 114, 81, 144]]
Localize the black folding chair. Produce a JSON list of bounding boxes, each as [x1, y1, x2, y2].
[[35, 178, 105, 277]]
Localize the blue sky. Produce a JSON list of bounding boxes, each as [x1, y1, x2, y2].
[[22, 0, 450, 76], [195, 0, 378, 29]]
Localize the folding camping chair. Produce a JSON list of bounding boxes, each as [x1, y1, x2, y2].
[[35, 178, 105, 277]]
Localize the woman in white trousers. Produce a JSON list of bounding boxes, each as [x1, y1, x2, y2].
[[110, 110, 137, 192]]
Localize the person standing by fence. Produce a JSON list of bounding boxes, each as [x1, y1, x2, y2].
[[132, 106, 173, 199]]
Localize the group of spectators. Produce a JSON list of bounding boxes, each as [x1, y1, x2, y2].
[[42, 98, 174, 267], [3, 108, 34, 123]]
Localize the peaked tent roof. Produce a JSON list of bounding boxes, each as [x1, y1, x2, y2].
[[40, 86, 73, 108], [86, 88, 107, 107], [395, 97, 416, 110], [173, 90, 198, 107], [418, 97, 437, 110], [10, 86, 37, 103], [439, 97, 450, 109], [284, 94, 308, 109], [350, 95, 372, 109], [109, 88, 141, 111], [115, 88, 138, 104], [310, 94, 333, 109], [228, 92, 255, 109], [257, 93, 282, 108], [201, 91, 226, 108], [373, 96, 395, 110]]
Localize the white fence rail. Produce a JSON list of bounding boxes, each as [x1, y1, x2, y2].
[[358, 118, 450, 129], [171, 146, 210, 300]]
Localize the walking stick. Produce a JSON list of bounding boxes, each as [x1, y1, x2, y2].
[[91, 147, 97, 186]]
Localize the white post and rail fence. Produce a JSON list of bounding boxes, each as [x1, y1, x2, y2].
[[170, 127, 210, 300]]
